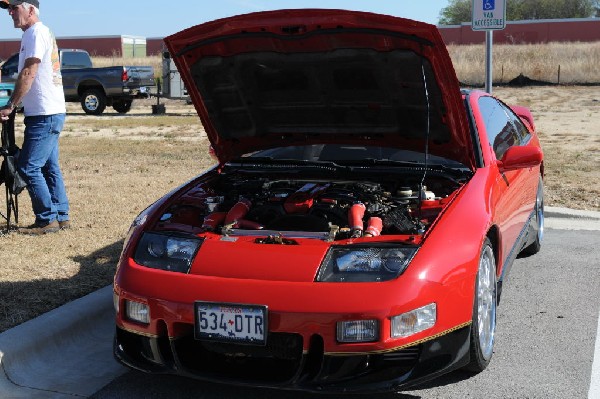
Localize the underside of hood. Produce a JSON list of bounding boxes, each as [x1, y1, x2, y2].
[[165, 9, 475, 169]]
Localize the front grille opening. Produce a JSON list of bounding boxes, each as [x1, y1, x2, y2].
[[382, 345, 421, 362], [116, 328, 173, 367], [174, 332, 304, 382], [303, 334, 324, 379]]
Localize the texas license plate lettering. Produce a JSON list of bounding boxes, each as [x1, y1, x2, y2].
[[195, 302, 267, 345]]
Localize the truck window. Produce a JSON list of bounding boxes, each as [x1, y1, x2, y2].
[[61, 51, 92, 69], [1, 53, 19, 80]]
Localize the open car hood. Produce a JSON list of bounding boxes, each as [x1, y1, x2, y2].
[[165, 9, 475, 169]]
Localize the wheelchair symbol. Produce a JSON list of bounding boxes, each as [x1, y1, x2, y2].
[[483, 0, 495, 10]]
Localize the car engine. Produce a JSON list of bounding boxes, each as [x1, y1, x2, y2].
[[159, 173, 462, 242]]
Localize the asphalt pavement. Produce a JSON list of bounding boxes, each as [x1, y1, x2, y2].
[[0, 207, 598, 399]]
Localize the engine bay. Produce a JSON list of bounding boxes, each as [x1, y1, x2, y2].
[[156, 170, 464, 242]]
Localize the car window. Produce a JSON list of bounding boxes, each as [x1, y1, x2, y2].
[[478, 96, 520, 160], [61, 51, 92, 69], [0, 54, 19, 80], [499, 103, 532, 145]]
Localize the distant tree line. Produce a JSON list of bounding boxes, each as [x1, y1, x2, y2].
[[439, 0, 600, 25]]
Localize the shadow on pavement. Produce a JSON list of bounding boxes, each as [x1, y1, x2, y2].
[[0, 239, 123, 333]]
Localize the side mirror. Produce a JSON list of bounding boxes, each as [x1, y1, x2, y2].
[[497, 146, 543, 172]]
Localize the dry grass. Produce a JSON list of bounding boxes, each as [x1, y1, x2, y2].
[[0, 84, 598, 333], [92, 55, 163, 79], [92, 41, 600, 84], [448, 41, 600, 85], [494, 86, 600, 211], [0, 101, 212, 331]]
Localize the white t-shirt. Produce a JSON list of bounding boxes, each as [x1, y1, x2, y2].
[[18, 21, 66, 116]]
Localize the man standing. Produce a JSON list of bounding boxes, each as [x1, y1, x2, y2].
[[0, 0, 70, 234]]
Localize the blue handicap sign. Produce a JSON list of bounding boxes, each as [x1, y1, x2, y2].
[[483, 0, 495, 10]]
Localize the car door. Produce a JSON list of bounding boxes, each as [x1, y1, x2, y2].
[[477, 96, 538, 272]]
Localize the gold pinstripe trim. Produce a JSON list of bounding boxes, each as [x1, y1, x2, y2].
[[121, 320, 473, 355], [325, 321, 472, 356]]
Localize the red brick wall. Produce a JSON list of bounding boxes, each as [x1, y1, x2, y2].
[[0, 36, 132, 60], [1, 18, 598, 61], [439, 18, 600, 45], [147, 38, 165, 56]]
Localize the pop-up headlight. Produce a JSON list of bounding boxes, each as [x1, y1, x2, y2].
[[133, 232, 202, 273], [316, 245, 417, 282]]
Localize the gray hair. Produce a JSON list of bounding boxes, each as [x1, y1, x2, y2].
[[20, 2, 40, 17]]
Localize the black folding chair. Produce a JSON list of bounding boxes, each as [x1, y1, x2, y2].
[[0, 110, 26, 234]]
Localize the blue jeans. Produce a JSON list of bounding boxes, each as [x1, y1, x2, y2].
[[17, 114, 69, 226]]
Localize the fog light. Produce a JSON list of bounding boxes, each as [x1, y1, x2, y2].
[[337, 320, 379, 343], [113, 292, 120, 314], [391, 303, 436, 338], [125, 300, 150, 324]]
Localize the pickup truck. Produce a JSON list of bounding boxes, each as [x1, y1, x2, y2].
[[0, 82, 13, 108], [0, 49, 156, 115]]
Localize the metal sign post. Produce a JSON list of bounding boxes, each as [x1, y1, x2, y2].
[[472, 0, 507, 94]]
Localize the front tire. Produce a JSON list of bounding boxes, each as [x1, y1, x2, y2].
[[80, 89, 107, 115], [466, 237, 497, 373]]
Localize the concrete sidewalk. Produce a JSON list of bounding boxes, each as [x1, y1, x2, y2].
[[0, 208, 598, 398], [0, 286, 125, 398]]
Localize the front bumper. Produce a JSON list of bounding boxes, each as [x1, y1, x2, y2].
[[114, 324, 471, 393]]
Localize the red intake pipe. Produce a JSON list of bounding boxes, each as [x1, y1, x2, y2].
[[225, 199, 252, 225], [364, 217, 383, 237], [348, 203, 366, 236], [202, 212, 227, 231]]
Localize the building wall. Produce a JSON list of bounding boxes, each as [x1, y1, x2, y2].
[[0, 35, 149, 60], [147, 37, 165, 56], [439, 18, 600, 45], [56, 37, 124, 57], [0, 41, 20, 61], [1, 18, 598, 61]]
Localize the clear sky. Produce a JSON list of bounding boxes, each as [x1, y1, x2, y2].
[[0, 0, 450, 39]]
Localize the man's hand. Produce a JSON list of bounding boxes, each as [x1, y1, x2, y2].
[[0, 105, 14, 121]]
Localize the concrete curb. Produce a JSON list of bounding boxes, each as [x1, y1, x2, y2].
[[546, 206, 600, 220], [545, 207, 600, 231], [0, 286, 126, 398], [0, 208, 597, 398]]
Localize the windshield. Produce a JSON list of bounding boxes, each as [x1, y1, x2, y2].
[[240, 144, 467, 168]]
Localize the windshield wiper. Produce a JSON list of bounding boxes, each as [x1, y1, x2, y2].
[[356, 158, 423, 167], [229, 157, 348, 170]]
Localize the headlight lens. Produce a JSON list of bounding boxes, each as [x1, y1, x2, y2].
[[391, 303, 437, 338], [133, 232, 202, 273], [316, 246, 417, 282]]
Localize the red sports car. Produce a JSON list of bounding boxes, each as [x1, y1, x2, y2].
[[113, 9, 544, 393]]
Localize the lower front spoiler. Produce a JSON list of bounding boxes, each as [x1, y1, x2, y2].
[[114, 325, 472, 393]]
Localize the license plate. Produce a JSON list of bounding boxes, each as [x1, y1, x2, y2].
[[140, 86, 148, 93], [195, 301, 267, 345], [0, 90, 8, 97]]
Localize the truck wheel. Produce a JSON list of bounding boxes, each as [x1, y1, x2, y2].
[[81, 89, 107, 115], [112, 100, 132, 114]]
